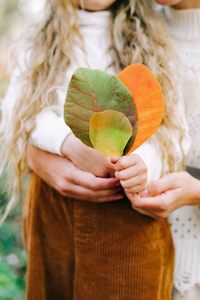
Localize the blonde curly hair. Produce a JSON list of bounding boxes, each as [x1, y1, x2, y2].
[[0, 0, 185, 221]]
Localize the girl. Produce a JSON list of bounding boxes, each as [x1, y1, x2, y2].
[[1, 0, 186, 299], [130, 0, 200, 299]]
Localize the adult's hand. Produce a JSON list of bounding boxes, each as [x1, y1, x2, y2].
[[128, 172, 200, 220], [27, 144, 123, 202]]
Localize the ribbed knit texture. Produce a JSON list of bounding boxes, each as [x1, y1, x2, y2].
[[164, 6, 200, 295], [165, 7, 200, 40], [23, 173, 174, 299], [164, 7, 200, 168]]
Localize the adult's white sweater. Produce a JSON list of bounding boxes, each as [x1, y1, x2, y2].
[[1, 9, 162, 182], [164, 6, 200, 294]]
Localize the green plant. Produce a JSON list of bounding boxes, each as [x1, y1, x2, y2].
[[0, 221, 27, 300], [0, 173, 27, 300]]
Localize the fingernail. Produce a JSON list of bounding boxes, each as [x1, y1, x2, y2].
[[116, 186, 123, 192], [115, 179, 121, 186], [115, 193, 124, 200]]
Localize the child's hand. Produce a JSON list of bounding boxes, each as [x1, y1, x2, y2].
[[61, 133, 115, 178], [111, 154, 147, 196]]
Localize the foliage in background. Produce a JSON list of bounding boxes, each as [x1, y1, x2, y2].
[[0, 1, 29, 299], [0, 1, 45, 297], [0, 172, 27, 300]]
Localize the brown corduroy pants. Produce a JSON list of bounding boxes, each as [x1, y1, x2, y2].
[[23, 173, 174, 300]]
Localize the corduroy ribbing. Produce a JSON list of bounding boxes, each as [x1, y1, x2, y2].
[[24, 173, 174, 299]]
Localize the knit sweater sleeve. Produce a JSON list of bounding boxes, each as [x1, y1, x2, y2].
[[29, 109, 71, 156], [132, 140, 162, 183], [29, 88, 72, 156]]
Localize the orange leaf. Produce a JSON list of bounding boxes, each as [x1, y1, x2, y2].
[[117, 64, 165, 154]]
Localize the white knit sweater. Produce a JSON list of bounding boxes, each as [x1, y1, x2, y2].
[[164, 6, 200, 294]]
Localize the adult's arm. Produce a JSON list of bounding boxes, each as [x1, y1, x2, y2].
[[26, 144, 123, 202]]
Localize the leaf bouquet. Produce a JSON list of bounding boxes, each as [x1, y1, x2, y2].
[[64, 64, 165, 157]]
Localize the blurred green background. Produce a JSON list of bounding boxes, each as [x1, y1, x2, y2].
[[0, 0, 45, 298], [0, 185, 27, 300]]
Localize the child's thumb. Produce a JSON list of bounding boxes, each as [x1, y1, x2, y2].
[[110, 156, 120, 164]]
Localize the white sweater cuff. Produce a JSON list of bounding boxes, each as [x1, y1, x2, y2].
[[132, 142, 162, 183], [29, 111, 71, 155]]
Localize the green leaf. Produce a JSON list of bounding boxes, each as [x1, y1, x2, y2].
[[64, 68, 138, 147], [90, 110, 133, 157]]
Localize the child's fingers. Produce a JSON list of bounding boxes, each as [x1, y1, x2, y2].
[[120, 172, 147, 188], [124, 184, 147, 194], [125, 184, 147, 194], [115, 164, 147, 180], [113, 154, 140, 171]]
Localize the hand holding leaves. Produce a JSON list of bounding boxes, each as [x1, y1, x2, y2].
[[64, 64, 165, 157]]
